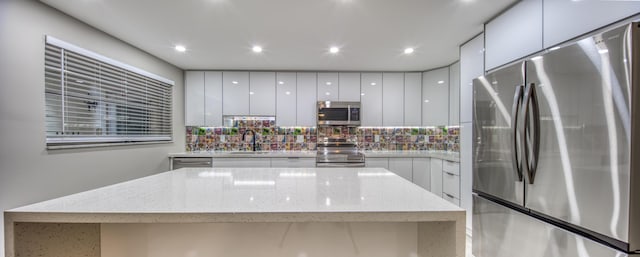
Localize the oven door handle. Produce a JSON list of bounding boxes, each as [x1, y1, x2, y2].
[[316, 162, 365, 168], [347, 104, 351, 123]]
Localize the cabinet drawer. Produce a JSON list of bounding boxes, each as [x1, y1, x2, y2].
[[442, 160, 460, 175], [271, 158, 315, 168], [212, 158, 271, 168], [443, 192, 460, 206], [365, 158, 389, 169], [442, 171, 460, 199]]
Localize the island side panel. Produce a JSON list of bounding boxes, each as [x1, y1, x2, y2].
[[102, 222, 419, 257], [417, 213, 466, 257], [12, 222, 100, 257]]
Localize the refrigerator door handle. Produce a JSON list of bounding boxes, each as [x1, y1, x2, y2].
[[522, 83, 541, 184], [511, 85, 524, 182]]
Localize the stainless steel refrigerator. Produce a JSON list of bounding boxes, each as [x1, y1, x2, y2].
[[472, 22, 640, 257]]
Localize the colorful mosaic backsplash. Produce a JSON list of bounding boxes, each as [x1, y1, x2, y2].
[[186, 126, 459, 152]]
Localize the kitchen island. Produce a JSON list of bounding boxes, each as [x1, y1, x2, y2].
[[4, 167, 465, 257]]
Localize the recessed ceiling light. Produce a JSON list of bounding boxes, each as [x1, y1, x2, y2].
[[285, 91, 291, 95], [232, 81, 239, 84], [326, 82, 332, 85], [437, 80, 445, 84], [249, 91, 255, 95], [325, 92, 331, 95], [370, 82, 376, 86], [174, 45, 186, 52], [361, 93, 365, 96], [329, 47, 340, 54], [278, 81, 284, 85], [252, 45, 263, 53], [404, 48, 414, 54], [424, 100, 430, 103]]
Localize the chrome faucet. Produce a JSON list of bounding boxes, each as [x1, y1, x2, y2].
[[241, 129, 257, 151]]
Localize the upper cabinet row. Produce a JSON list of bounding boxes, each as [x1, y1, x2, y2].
[[485, 0, 640, 71], [185, 70, 459, 127]]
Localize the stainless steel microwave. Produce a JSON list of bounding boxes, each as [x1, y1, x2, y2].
[[317, 101, 361, 126]]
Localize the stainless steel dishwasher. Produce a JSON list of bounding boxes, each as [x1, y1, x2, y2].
[[170, 157, 212, 170]]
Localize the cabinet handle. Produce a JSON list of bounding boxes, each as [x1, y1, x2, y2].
[[288, 157, 300, 159], [444, 193, 455, 199], [445, 171, 455, 176]]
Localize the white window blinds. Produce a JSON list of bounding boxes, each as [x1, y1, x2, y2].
[[44, 36, 174, 149]]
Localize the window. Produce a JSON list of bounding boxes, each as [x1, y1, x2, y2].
[[44, 36, 174, 149]]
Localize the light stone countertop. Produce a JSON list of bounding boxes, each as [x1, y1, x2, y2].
[[168, 151, 459, 162], [6, 167, 463, 223]]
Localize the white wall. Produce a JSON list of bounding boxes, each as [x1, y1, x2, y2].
[[0, 1, 184, 255]]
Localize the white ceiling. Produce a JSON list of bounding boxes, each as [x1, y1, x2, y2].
[[41, 0, 517, 71]]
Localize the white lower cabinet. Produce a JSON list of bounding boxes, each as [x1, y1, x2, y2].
[[270, 157, 315, 168], [443, 171, 460, 199], [365, 158, 389, 169], [442, 192, 461, 206], [430, 159, 443, 197], [411, 158, 430, 190], [211, 158, 271, 168], [388, 158, 413, 181]]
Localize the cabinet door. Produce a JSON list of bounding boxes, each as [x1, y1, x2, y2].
[[317, 72, 339, 101], [430, 158, 443, 197], [338, 72, 361, 102], [271, 158, 316, 168], [365, 157, 389, 169], [448, 62, 460, 125], [276, 72, 297, 126], [460, 34, 484, 123], [412, 158, 430, 191], [382, 73, 404, 126], [422, 67, 450, 126], [223, 71, 249, 115], [388, 158, 413, 181], [360, 73, 383, 126], [211, 158, 271, 168], [296, 72, 317, 127], [544, 1, 640, 48], [185, 71, 204, 126], [485, 0, 542, 71], [404, 72, 422, 126], [249, 72, 276, 115], [204, 71, 223, 126]]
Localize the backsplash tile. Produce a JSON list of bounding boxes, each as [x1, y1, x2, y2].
[[186, 125, 459, 152]]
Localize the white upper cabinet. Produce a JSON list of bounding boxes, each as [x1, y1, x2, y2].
[[185, 71, 205, 126], [223, 71, 250, 115], [276, 72, 296, 126], [382, 73, 404, 126], [338, 72, 361, 102], [404, 72, 422, 126], [360, 73, 383, 126], [204, 71, 223, 126], [296, 72, 317, 127], [249, 72, 276, 116], [448, 62, 460, 125], [485, 0, 542, 71], [317, 72, 339, 101], [422, 67, 450, 126], [460, 34, 484, 124], [543, 1, 640, 48]]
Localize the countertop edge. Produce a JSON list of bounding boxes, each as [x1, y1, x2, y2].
[[5, 210, 465, 223]]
